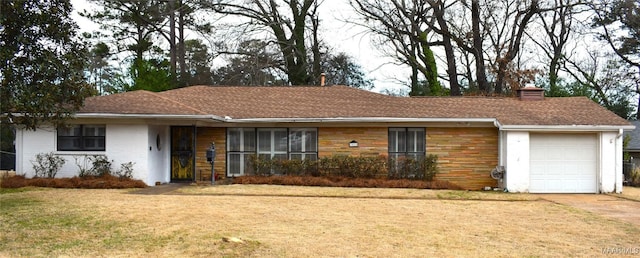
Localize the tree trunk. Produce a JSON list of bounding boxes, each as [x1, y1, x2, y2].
[[311, 8, 321, 85], [431, 1, 460, 96], [169, 0, 176, 80], [494, 61, 507, 94], [178, 0, 186, 87], [472, 0, 489, 94], [637, 72, 640, 120], [549, 54, 560, 94]]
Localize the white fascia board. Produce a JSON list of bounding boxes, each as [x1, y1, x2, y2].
[[225, 117, 499, 123], [75, 113, 226, 121], [499, 124, 636, 132]]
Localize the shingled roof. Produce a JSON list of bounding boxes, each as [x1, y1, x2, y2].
[[79, 85, 632, 127]]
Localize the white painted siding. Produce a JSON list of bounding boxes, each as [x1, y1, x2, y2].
[[15, 124, 162, 186], [15, 126, 58, 176], [503, 131, 623, 193], [600, 132, 623, 193], [148, 125, 171, 185], [503, 131, 530, 193], [106, 124, 150, 184]]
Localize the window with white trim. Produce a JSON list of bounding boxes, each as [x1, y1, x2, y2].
[[388, 128, 425, 160], [226, 128, 318, 176], [289, 128, 318, 161], [227, 128, 256, 176], [57, 125, 106, 151]]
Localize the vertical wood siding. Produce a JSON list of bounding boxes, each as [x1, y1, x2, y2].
[[195, 127, 226, 181]]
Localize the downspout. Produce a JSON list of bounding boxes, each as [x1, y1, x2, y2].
[[494, 119, 506, 190], [615, 128, 624, 193], [193, 125, 197, 183], [494, 120, 504, 166]]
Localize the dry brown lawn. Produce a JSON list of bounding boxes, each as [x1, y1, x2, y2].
[[1, 185, 639, 257], [620, 186, 640, 201]]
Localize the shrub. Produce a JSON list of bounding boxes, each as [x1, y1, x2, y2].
[[388, 154, 438, 181], [247, 155, 273, 176], [31, 152, 66, 178], [630, 167, 640, 187], [114, 162, 135, 179], [89, 155, 113, 177], [74, 155, 92, 177], [318, 155, 388, 178], [246, 154, 438, 181]]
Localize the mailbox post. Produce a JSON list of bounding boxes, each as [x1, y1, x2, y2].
[[206, 143, 216, 184]]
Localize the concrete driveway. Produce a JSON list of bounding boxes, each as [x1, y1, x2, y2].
[[542, 194, 640, 227]]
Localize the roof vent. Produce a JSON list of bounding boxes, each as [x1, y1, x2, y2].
[[517, 84, 544, 101]]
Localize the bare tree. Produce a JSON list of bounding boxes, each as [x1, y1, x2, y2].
[[527, 0, 577, 94], [564, 51, 637, 118], [350, 0, 452, 96], [206, 0, 322, 85], [592, 0, 640, 119]]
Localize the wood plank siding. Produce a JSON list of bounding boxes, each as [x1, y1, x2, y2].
[[427, 127, 499, 190], [194, 126, 499, 190], [318, 127, 388, 157], [195, 127, 226, 181]]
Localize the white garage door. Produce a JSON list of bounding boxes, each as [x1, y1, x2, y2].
[[529, 134, 598, 193]]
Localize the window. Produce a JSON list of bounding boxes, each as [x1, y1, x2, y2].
[[226, 128, 318, 176], [57, 125, 106, 151], [227, 128, 256, 176], [289, 128, 317, 161], [388, 128, 425, 160], [257, 128, 288, 161]]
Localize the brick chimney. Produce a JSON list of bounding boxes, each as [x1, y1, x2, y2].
[[517, 84, 544, 101], [320, 73, 326, 87]]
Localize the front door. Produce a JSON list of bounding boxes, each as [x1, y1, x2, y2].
[[171, 126, 195, 181]]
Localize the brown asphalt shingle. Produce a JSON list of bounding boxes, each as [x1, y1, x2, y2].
[[79, 85, 631, 126], [81, 90, 206, 115]]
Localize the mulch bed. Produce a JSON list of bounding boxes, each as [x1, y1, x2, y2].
[[233, 175, 461, 189], [0, 175, 147, 189], [2, 174, 459, 190]]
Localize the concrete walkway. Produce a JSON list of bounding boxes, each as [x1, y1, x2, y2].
[[542, 194, 640, 227]]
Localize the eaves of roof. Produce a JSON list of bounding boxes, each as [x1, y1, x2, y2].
[[76, 85, 634, 130]]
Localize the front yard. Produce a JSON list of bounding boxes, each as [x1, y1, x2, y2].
[[1, 185, 639, 257]]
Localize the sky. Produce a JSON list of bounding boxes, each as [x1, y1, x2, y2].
[[69, 0, 408, 93]]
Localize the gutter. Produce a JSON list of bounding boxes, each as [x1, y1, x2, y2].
[[74, 113, 226, 121], [498, 124, 636, 132], [225, 117, 499, 123]]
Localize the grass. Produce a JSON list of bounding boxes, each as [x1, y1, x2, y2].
[[177, 184, 540, 201], [1, 185, 638, 257], [620, 186, 640, 201]]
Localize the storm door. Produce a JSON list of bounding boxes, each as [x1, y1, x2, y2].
[[171, 126, 195, 181]]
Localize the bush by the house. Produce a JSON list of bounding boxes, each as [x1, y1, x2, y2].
[[629, 167, 640, 187], [31, 152, 65, 178], [114, 162, 135, 179], [88, 155, 113, 177], [75, 155, 135, 179], [7, 154, 143, 189], [319, 155, 388, 178], [388, 155, 438, 181], [247, 154, 439, 181]]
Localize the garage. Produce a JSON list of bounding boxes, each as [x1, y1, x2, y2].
[[529, 133, 598, 193]]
